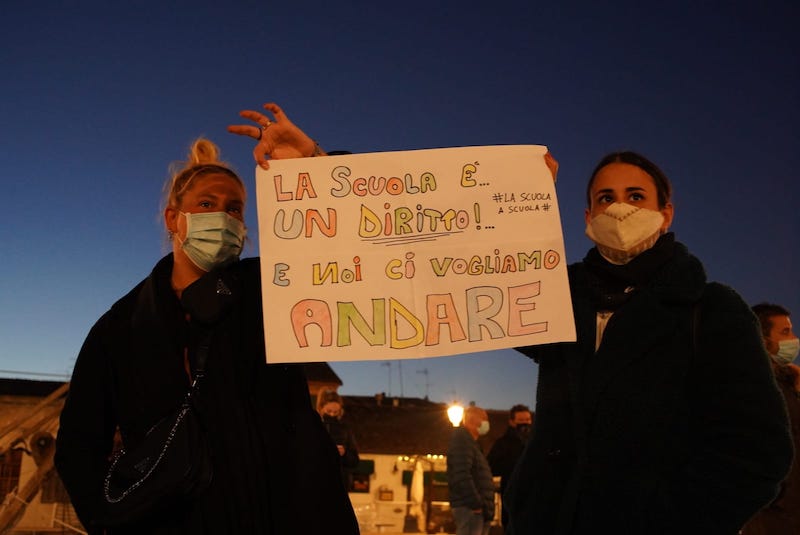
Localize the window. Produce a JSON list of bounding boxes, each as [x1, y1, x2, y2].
[[351, 459, 374, 493]]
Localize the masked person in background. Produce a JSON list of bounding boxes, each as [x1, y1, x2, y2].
[[505, 151, 792, 534], [447, 405, 495, 535], [316, 389, 360, 491], [741, 303, 800, 535], [486, 404, 532, 528], [55, 136, 358, 534]]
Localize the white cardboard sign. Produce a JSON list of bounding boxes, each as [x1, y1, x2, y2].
[[256, 145, 575, 363]]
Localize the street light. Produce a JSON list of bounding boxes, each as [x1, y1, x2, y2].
[[447, 403, 464, 427]]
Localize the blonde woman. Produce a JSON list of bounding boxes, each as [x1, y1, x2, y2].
[[56, 138, 358, 534]]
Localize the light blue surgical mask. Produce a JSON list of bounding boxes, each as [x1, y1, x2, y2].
[[477, 420, 490, 436], [178, 211, 246, 272], [772, 338, 800, 365]]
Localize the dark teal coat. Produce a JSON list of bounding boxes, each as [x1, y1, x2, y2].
[[505, 242, 792, 534], [447, 426, 495, 519]]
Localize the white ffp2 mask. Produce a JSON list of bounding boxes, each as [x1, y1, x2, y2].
[[585, 202, 664, 264]]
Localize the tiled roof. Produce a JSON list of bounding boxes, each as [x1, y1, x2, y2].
[[302, 362, 343, 385], [340, 395, 514, 455], [0, 378, 525, 459], [0, 378, 64, 397]]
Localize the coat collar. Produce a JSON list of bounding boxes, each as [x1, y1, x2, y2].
[[130, 253, 184, 334], [567, 240, 707, 412]]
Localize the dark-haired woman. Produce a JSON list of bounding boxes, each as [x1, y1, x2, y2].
[[504, 152, 793, 534]]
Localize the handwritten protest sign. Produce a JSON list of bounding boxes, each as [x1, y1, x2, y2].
[[256, 145, 575, 363]]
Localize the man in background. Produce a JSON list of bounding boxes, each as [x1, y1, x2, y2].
[[487, 404, 532, 527], [447, 405, 495, 535], [742, 303, 800, 534]]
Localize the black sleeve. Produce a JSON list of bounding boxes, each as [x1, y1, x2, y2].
[[649, 284, 793, 533], [341, 425, 360, 470], [514, 345, 540, 362], [55, 313, 118, 532], [486, 436, 515, 479]]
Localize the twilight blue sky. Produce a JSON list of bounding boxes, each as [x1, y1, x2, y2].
[[1, 1, 797, 410]]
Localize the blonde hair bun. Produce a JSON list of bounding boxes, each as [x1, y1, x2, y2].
[[162, 138, 242, 213], [188, 138, 223, 167]]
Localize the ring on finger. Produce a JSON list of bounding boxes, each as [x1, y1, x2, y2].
[[256, 120, 272, 141]]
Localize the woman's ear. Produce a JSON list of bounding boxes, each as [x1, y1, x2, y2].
[[164, 206, 179, 235], [584, 207, 592, 226], [660, 202, 674, 231]]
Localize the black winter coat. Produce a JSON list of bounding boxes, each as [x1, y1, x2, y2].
[[321, 416, 360, 489], [487, 425, 527, 526], [55, 255, 359, 534], [741, 363, 800, 534], [505, 240, 792, 535], [487, 426, 527, 494]]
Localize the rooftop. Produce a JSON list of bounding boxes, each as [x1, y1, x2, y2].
[[341, 394, 515, 455]]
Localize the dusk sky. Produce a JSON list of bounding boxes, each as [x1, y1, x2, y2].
[[2, 1, 797, 411]]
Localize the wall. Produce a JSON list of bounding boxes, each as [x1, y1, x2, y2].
[[349, 453, 448, 533]]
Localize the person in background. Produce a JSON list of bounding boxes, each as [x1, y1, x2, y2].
[[55, 136, 358, 534], [486, 404, 532, 527], [446, 405, 495, 535], [741, 303, 800, 535], [504, 151, 793, 534], [316, 389, 360, 491]]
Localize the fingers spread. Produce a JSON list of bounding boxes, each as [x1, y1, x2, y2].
[[238, 109, 271, 124], [227, 125, 260, 138], [233, 102, 289, 168], [263, 102, 286, 121], [263, 102, 281, 113]]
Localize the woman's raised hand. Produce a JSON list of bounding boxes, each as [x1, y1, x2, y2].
[[227, 102, 324, 169], [229, 102, 558, 181]]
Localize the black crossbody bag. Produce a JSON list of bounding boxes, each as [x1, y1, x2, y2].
[[101, 336, 213, 525], [99, 265, 241, 526]]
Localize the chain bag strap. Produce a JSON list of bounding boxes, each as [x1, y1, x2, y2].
[[100, 337, 212, 525]]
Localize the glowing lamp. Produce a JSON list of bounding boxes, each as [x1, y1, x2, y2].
[[447, 404, 464, 427]]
